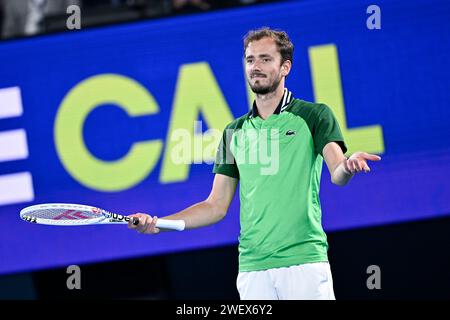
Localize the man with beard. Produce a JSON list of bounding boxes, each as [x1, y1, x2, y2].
[[128, 28, 381, 300]]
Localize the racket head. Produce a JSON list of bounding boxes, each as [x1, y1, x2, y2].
[[20, 203, 108, 226]]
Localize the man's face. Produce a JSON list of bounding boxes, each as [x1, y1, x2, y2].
[[245, 37, 288, 95]]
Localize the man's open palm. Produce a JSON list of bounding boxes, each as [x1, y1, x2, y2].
[[345, 152, 381, 174]]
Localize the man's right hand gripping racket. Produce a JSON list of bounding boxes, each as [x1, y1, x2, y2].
[[19, 203, 185, 231]]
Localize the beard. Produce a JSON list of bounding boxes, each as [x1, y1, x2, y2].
[[249, 75, 282, 95]]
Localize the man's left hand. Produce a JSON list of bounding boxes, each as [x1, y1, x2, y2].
[[344, 152, 381, 174]]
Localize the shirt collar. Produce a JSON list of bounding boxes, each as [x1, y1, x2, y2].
[[249, 88, 293, 119]]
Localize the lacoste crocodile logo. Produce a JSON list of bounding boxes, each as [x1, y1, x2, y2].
[[285, 130, 296, 136]]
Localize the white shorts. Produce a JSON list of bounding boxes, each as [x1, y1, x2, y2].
[[236, 262, 336, 300]]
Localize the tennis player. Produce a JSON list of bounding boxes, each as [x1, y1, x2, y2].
[[128, 28, 381, 300]]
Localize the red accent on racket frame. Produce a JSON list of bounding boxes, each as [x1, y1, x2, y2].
[[54, 210, 90, 220]]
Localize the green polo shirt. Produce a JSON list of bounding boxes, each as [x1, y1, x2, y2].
[[213, 89, 347, 272]]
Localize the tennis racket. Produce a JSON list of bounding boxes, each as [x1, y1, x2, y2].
[[20, 203, 185, 231]]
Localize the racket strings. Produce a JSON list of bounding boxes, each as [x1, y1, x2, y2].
[[23, 208, 100, 220]]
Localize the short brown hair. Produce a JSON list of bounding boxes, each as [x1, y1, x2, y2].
[[243, 27, 294, 65]]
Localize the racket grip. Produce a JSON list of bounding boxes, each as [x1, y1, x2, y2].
[[155, 219, 185, 231]]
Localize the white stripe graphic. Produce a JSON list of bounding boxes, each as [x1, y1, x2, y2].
[[0, 172, 34, 205], [281, 90, 292, 111], [0, 87, 23, 119], [281, 88, 287, 107], [0, 129, 28, 162]]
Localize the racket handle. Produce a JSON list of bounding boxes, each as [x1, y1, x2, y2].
[[156, 218, 185, 231]]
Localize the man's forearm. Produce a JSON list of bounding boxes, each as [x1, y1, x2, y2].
[[161, 200, 225, 230], [331, 159, 354, 186]]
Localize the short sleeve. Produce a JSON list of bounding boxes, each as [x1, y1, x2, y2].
[[213, 125, 240, 179], [313, 104, 348, 156]]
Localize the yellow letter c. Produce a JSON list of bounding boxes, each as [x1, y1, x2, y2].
[[54, 74, 162, 192]]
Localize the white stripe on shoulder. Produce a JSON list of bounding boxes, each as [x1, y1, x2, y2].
[[281, 88, 287, 107], [281, 90, 292, 111]]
